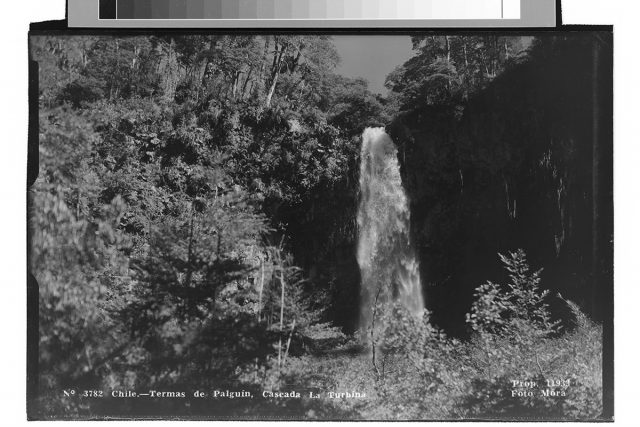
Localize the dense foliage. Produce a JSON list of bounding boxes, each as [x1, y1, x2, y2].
[[386, 35, 532, 111], [31, 34, 385, 417], [278, 250, 603, 420], [30, 33, 609, 420]]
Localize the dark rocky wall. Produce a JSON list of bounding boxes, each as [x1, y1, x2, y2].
[[388, 33, 613, 336]]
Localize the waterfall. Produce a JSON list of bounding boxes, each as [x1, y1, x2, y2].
[[357, 127, 424, 337]]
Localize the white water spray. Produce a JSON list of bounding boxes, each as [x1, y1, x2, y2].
[[357, 127, 424, 335]]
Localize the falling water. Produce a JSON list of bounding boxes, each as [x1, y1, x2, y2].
[[357, 127, 424, 336]]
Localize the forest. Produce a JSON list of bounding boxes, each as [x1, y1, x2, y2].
[[28, 32, 612, 420]]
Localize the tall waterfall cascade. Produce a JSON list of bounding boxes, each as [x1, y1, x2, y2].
[[357, 127, 424, 334]]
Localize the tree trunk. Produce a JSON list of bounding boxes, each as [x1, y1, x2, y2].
[[283, 319, 296, 367], [241, 65, 254, 99], [257, 260, 265, 321], [277, 259, 286, 368], [265, 73, 279, 108], [445, 36, 451, 62], [265, 43, 288, 108], [232, 71, 240, 99], [255, 37, 270, 97], [463, 40, 469, 67], [163, 38, 178, 101], [370, 285, 383, 380]]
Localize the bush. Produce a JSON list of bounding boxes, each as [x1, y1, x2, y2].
[[466, 249, 561, 339], [460, 250, 603, 420]]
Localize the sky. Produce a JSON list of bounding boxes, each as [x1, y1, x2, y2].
[[332, 36, 414, 94]]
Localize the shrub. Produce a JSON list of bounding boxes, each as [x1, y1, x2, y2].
[[461, 250, 603, 420], [466, 249, 561, 339]]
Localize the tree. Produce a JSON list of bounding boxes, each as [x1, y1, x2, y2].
[[387, 36, 531, 110]]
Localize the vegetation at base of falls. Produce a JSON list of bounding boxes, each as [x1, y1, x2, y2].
[[276, 250, 603, 420], [30, 34, 606, 419]]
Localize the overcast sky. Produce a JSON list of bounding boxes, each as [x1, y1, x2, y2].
[[332, 36, 414, 94]]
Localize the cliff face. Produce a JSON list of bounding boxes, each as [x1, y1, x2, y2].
[[388, 34, 613, 335]]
